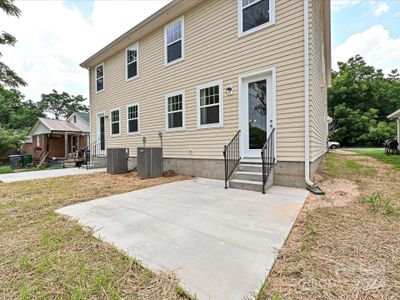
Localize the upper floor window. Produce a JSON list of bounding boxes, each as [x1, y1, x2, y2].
[[165, 17, 184, 65], [239, 0, 275, 36], [166, 91, 185, 131], [73, 115, 77, 123], [127, 104, 139, 134], [96, 63, 104, 92], [126, 43, 138, 80], [110, 108, 120, 136], [197, 80, 223, 128]]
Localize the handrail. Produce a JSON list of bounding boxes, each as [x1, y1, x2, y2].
[[85, 140, 106, 170], [261, 128, 276, 194], [37, 152, 48, 169], [223, 130, 241, 189]]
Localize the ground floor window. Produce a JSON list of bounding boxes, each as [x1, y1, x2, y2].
[[197, 80, 223, 128], [110, 108, 120, 135], [166, 91, 185, 130], [127, 104, 139, 134]]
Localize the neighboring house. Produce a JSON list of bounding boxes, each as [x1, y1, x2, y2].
[[24, 113, 90, 160], [388, 108, 400, 149], [80, 0, 331, 188]]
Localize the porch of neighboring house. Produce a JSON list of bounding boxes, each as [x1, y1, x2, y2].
[[32, 132, 89, 161], [25, 118, 90, 167]]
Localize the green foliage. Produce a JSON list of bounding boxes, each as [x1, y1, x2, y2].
[[0, 0, 26, 88], [38, 89, 88, 120], [0, 125, 27, 155], [329, 55, 400, 146], [0, 87, 44, 130]]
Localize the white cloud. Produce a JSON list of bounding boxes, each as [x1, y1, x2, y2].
[[333, 25, 400, 74], [370, 2, 390, 16], [0, 0, 170, 102], [331, 0, 361, 12]]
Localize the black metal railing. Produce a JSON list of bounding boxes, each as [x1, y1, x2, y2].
[[85, 140, 106, 170], [223, 130, 241, 189], [261, 128, 276, 194]]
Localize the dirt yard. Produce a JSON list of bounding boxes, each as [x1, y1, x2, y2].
[[260, 151, 400, 299], [0, 172, 192, 300]]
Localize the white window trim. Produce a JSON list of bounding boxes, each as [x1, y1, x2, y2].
[[95, 62, 105, 93], [164, 16, 185, 67], [36, 135, 40, 147], [125, 42, 139, 81], [109, 108, 121, 137], [165, 90, 186, 132], [126, 103, 140, 135], [238, 0, 275, 37], [196, 80, 224, 129]]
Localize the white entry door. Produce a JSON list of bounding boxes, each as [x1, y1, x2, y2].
[[240, 74, 274, 158]]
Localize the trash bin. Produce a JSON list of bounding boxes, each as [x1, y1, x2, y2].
[[8, 155, 22, 169], [21, 154, 33, 167]]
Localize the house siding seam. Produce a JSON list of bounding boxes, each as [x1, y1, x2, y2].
[[308, 0, 328, 162], [89, 0, 309, 162]]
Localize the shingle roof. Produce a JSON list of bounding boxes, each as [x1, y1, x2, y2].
[[75, 112, 89, 123], [39, 118, 81, 132]]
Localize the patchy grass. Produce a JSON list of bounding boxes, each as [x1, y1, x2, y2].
[[260, 151, 400, 299], [0, 172, 192, 299], [353, 150, 400, 171], [359, 192, 398, 215], [0, 165, 12, 174]]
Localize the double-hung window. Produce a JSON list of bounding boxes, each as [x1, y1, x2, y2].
[[197, 80, 223, 128], [239, 0, 275, 35], [96, 63, 104, 92], [126, 43, 138, 80], [127, 104, 139, 134], [166, 91, 185, 131], [165, 17, 184, 65], [110, 108, 120, 136]]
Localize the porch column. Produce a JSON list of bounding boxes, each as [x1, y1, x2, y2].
[[64, 133, 68, 159]]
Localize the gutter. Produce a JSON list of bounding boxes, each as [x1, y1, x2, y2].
[[303, 0, 314, 187]]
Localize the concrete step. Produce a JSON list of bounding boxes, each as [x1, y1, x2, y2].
[[240, 158, 262, 164], [229, 179, 263, 192], [238, 163, 262, 172], [232, 171, 263, 181]]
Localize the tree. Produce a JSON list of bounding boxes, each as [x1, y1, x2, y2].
[[0, 87, 44, 130], [0, 0, 27, 88], [328, 55, 400, 146], [38, 89, 88, 119], [0, 125, 26, 155]]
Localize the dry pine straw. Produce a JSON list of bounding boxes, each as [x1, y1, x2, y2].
[[0, 172, 192, 300], [261, 152, 400, 300]]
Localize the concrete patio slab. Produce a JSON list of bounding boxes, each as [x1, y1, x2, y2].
[[0, 167, 106, 183], [57, 178, 308, 300]]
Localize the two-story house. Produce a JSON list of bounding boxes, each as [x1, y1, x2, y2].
[[80, 0, 331, 190]]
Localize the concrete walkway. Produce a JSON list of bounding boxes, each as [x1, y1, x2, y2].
[[57, 178, 308, 300], [0, 167, 106, 183]]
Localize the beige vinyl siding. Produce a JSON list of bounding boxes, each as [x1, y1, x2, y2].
[[309, 0, 328, 161], [90, 0, 306, 161]]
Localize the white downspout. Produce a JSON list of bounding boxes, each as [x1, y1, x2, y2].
[[304, 0, 314, 186]]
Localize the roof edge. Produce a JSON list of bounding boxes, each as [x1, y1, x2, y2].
[[80, 0, 188, 68], [388, 108, 400, 119]]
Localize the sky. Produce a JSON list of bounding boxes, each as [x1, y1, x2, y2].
[[0, 0, 399, 103]]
